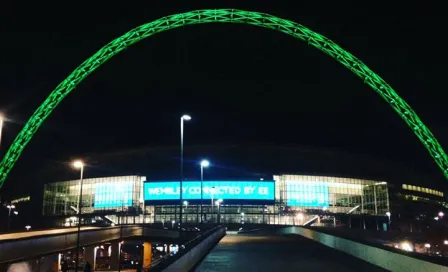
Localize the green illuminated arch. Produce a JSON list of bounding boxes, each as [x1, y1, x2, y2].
[[1, 9, 447, 188]]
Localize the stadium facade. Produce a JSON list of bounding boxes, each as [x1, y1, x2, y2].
[[42, 174, 398, 227]]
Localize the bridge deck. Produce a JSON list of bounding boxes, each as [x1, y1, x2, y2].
[[0, 226, 181, 264], [195, 232, 386, 272], [0, 226, 100, 241]]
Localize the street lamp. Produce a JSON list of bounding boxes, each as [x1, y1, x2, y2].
[[210, 186, 216, 222], [439, 211, 445, 218], [0, 113, 4, 149], [216, 199, 223, 224], [200, 160, 210, 223], [6, 204, 15, 230], [180, 114, 191, 228], [25, 225, 31, 231], [386, 212, 391, 230], [183, 201, 188, 224], [72, 160, 84, 272]]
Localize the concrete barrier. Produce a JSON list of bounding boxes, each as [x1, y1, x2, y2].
[[282, 226, 448, 272], [162, 227, 226, 272]]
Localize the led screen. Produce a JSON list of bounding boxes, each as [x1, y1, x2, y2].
[[94, 181, 133, 208], [144, 181, 274, 201], [286, 180, 329, 207]]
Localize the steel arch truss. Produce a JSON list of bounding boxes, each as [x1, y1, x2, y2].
[[1, 9, 447, 188]]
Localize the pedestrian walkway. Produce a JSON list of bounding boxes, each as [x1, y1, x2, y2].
[[195, 233, 386, 272]]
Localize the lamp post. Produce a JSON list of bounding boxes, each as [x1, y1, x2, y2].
[[180, 114, 191, 228], [211, 186, 216, 223], [200, 160, 210, 224], [216, 199, 223, 224], [6, 204, 15, 230], [386, 212, 391, 231], [0, 113, 4, 150], [118, 187, 127, 272], [183, 201, 188, 224], [73, 160, 84, 272]]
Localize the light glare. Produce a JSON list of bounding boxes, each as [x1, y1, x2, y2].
[[200, 160, 210, 167], [400, 241, 413, 252], [181, 115, 191, 121], [73, 160, 84, 169]]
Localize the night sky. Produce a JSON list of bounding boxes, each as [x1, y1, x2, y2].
[[1, 4, 447, 200]]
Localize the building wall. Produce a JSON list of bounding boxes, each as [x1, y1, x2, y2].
[[40, 174, 420, 228], [274, 174, 389, 215], [42, 175, 146, 217]]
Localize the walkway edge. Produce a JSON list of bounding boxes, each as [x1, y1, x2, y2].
[[285, 226, 448, 271], [162, 228, 226, 272]]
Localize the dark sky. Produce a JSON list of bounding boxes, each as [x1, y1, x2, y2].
[[1, 4, 447, 197]]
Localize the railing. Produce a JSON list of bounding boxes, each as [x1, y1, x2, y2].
[[283, 226, 448, 271], [150, 225, 225, 271]]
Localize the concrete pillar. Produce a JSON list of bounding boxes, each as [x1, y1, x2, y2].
[[164, 244, 170, 254], [110, 241, 120, 270], [143, 242, 152, 270], [84, 245, 97, 270]]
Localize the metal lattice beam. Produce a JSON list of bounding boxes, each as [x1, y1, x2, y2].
[[1, 9, 447, 189]]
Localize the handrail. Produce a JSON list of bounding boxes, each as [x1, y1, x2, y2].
[[150, 225, 223, 269]]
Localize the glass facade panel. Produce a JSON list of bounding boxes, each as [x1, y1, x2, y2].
[[401, 183, 444, 198], [42, 176, 145, 216], [273, 175, 389, 215]]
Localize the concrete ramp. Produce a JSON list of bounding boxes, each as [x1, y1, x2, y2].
[[195, 232, 385, 271]]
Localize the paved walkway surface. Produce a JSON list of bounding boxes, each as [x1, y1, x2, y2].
[[195, 233, 386, 272]]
